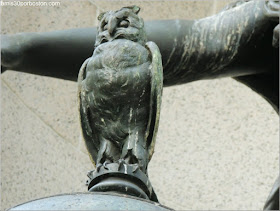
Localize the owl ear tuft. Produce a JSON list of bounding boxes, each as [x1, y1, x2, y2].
[[132, 5, 140, 14], [97, 12, 106, 21], [124, 5, 140, 14]]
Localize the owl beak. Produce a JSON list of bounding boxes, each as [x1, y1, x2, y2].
[[108, 19, 117, 36]]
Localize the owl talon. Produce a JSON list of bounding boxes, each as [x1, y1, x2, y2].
[[96, 161, 111, 172], [117, 159, 126, 171], [96, 163, 102, 172], [103, 161, 110, 170], [132, 164, 139, 173]]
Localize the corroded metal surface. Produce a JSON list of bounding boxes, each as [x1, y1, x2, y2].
[[87, 163, 158, 202], [78, 6, 162, 176], [78, 6, 163, 202], [1, 1, 279, 210], [1, 1, 278, 85], [8, 192, 172, 210]]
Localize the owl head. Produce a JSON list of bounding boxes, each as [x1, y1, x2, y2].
[[95, 6, 147, 47]]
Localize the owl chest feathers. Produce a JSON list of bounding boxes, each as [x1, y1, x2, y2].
[[85, 40, 151, 100], [83, 40, 152, 139]]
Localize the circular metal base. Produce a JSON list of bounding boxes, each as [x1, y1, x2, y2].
[[8, 192, 172, 210], [89, 177, 150, 200], [87, 163, 158, 202]]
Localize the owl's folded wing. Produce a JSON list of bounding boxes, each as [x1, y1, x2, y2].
[[78, 58, 100, 166], [145, 41, 163, 161]]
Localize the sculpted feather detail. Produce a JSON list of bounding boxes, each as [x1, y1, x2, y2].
[[78, 6, 163, 173]]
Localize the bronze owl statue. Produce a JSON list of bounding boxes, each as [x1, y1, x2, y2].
[[78, 6, 163, 174]]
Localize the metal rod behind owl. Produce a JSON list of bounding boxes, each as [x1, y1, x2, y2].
[[78, 5, 163, 202]]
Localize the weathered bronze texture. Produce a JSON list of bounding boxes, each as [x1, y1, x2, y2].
[[78, 6, 162, 201], [1, 0, 279, 210], [1, 1, 278, 109], [8, 193, 171, 210], [86, 163, 158, 202]]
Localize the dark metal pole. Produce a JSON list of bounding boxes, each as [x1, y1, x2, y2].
[[1, 1, 277, 84]]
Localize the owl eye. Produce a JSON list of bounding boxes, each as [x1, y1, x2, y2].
[[103, 23, 108, 30], [119, 20, 129, 28]]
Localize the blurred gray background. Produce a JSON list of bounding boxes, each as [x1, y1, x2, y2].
[[1, 0, 279, 210]]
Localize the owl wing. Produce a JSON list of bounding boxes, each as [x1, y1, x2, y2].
[[78, 58, 100, 166], [145, 41, 163, 161]]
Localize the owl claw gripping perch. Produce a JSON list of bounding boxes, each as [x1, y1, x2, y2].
[[78, 6, 163, 200]]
